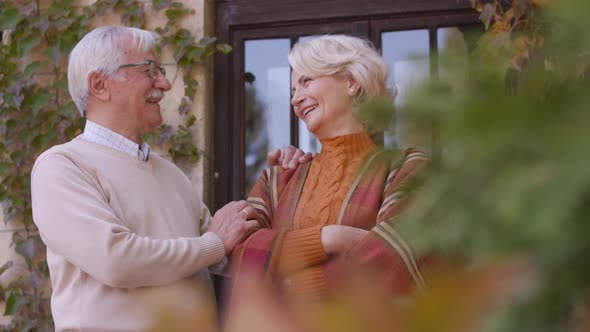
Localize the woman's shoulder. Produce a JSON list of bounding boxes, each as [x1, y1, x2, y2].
[[376, 147, 428, 163]]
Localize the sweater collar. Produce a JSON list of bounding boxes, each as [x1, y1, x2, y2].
[[317, 131, 376, 161]]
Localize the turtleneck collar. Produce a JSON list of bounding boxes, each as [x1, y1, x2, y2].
[[317, 131, 376, 161]]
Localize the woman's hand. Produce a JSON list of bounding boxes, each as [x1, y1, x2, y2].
[[320, 225, 368, 256]]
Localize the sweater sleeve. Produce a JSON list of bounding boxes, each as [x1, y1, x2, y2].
[[31, 153, 226, 289], [323, 148, 430, 295]]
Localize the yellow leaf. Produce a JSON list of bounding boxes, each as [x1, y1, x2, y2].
[[532, 0, 549, 6], [475, 3, 484, 12], [504, 8, 515, 23]]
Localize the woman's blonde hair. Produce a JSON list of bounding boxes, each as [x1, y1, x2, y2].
[[288, 35, 390, 105]]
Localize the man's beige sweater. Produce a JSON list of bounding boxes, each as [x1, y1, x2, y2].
[[31, 137, 226, 332]]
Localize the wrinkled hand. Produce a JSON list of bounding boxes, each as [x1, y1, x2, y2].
[[320, 225, 369, 256], [267, 146, 316, 170], [207, 201, 259, 255]]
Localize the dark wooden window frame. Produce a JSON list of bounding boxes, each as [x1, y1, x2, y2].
[[214, 0, 479, 210]]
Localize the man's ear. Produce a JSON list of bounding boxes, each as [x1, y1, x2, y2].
[[88, 71, 110, 102]]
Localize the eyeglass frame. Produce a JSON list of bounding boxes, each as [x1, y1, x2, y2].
[[117, 60, 166, 80]]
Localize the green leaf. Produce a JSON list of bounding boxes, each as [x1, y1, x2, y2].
[[216, 43, 233, 54], [0, 162, 11, 174], [4, 293, 26, 316], [19, 128, 39, 145], [19, 34, 42, 56], [198, 36, 216, 46], [0, 8, 21, 30], [24, 61, 48, 77], [16, 238, 38, 263], [32, 130, 58, 150], [144, 132, 155, 144], [185, 46, 203, 61], [0, 260, 13, 276], [23, 208, 33, 227], [25, 91, 52, 116], [10, 151, 24, 166], [152, 0, 171, 10], [185, 114, 196, 127]]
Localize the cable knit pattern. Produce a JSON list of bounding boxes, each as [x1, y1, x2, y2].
[[276, 132, 376, 284], [293, 132, 376, 230]]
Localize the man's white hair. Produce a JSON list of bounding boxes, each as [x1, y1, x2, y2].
[[67, 26, 157, 116]]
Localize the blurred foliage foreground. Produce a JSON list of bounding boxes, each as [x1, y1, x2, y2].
[[152, 1, 590, 332]]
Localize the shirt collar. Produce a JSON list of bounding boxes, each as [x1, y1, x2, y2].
[[82, 120, 150, 162]]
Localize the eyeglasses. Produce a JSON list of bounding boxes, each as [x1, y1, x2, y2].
[[118, 60, 166, 80]]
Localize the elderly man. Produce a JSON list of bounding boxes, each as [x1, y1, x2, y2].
[[31, 26, 308, 331]]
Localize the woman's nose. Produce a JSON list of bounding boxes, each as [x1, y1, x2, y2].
[[291, 91, 303, 106]]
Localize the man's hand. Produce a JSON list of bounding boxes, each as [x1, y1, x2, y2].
[[207, 201, 259, 255], [267, 146, 316, 170], [320, 225, 369, 256]]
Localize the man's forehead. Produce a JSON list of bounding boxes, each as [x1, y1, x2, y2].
[[123, 48, 158, 61]]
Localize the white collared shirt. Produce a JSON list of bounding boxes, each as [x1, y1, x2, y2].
[[82, 120, 151, 162]]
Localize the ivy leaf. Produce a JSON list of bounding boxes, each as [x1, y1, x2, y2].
[[0, 163, 11, 175], [19, 128, 39, 145], [185, 114, 196, 127], [479, 3, 496, 30], [10, 151, 24, 167], [0, 8, 21, 30], [33, 130, 58, 150], [16, 238, 38, 263], [216, 44, 233, 54], [152, 0, 172, 10], [24, 61, 48, 77], [198, 36, 216, 46], [4, 293, 26, 316], [185, 46, 203, 60], [0, 261, 13, 276], [25, 91, 52, 116], [23, 208, 33, 227], [19, 34, 42, 56], [12, 94, 25, 108], [43, 46, 62, 66]]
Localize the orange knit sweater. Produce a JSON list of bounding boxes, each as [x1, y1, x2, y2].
[[277, 131, 376, 296]]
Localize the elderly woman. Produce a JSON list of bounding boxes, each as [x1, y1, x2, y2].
[[231, 35, 429, 298]]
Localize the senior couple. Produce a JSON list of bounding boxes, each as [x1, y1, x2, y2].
[[31, 26, 428, 331]]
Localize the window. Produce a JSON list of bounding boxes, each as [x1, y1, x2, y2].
[[214, 0, 481, 210]]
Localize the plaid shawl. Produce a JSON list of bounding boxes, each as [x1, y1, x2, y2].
[[230, 148, 429, 296]]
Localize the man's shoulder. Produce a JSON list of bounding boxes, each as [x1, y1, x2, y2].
[[33, 138, 85, 172], [34, 137, 84, 165]]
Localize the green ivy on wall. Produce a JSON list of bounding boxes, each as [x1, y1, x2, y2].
[[0, 0, 230, 330]]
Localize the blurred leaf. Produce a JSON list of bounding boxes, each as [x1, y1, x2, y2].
[[479, 3, 496, 30], [216, 43, 233, 54], [0, 8, 21, 30], [4, 293, 26, 316], [0, 260, 14, 276], [10, 151, 25, 166], [15, 238, 38, 263], [25, 91, 52, 116], [24, 61, 48, 77]]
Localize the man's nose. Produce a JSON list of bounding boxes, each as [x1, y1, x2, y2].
[[154, 71, 171, 91]]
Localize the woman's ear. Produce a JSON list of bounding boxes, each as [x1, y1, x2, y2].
[[347, 78, 361, 96], [88, 71, 110, 102]]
